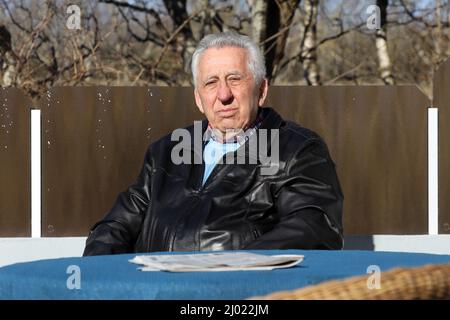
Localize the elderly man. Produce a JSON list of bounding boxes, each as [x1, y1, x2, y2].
[[83, 32, 343, 256]]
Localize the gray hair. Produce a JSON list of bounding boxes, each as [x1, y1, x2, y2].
[[191, 32, 266, 88]]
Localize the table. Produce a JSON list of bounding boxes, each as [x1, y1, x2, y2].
[[1, 250, 450, 300]]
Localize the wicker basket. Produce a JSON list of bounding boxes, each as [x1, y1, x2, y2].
[[250, 263, 450, 300]]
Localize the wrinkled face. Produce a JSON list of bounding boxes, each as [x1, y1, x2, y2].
[[194, 46, 268, 137]]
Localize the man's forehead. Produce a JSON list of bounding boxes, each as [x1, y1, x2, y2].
[[198, 46, 249, 74]]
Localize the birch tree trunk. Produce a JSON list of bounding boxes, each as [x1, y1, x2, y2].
[[0, 25, 17, 87], [197, 0, 212, 40], [300, 0, 321, 85], [376, 0, 395, 85], [272, 0, 301, 78], [249, 0, 268, 44], [163, 0, 196, 75], [1, 53, 17, 87], [249, 0, 300, 81]]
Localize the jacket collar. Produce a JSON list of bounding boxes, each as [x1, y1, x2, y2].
[[203, 107, 267, 145], [246, 107, 283, 163], [191, 107, 284, 160], [258, 107, 284, 131]]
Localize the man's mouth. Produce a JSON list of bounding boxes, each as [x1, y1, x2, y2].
[[217, 108, 238, 117]]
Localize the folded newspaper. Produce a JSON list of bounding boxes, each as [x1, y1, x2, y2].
[[129, 252, 304, 272]]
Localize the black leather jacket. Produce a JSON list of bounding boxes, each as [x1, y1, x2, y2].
[[83, 107, 343, 255]]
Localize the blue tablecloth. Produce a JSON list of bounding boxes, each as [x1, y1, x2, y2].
[[1, 250, 450, 300]]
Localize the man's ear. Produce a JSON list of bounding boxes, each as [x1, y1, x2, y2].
[[194, 88, 205, 114], [258, 78, 269, 107]]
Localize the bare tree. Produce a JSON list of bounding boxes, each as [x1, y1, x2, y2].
[[249, 0, 268, 45], [249, 0, 301, 81], [162, 0, 196, 75], [300, 0, 321, 85], [376, 0, 395, 84], [0, 0, 108, 98], [0, 24, 16, 86], [0, 0, 448, 98], [391, 0, 450, 97]]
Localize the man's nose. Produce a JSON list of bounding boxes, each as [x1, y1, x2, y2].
[[217, 82, 233, 104]]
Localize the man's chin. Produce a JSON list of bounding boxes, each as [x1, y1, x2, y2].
[[211, 125, 243, 141], [218, 119, 242, 130], [218, 125, 243, 134]]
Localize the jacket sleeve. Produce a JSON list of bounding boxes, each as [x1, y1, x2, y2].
[[83, 147, 153, 256], [244, 138, 344, 250]]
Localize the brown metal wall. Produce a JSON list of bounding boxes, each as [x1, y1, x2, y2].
[[37, 87, 202, 236], [434, 59, 450, 234], [267, 87, 429, 235], [0, 83, 433, 237], [36, 86, 429, 237], [0, 88, 31, 236]]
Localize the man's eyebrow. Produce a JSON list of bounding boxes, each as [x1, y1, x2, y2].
[[202, 71, 245, 85], [202, 75, 218, 86], [226, 71, 244, 77], [204, 75, 218, 82]]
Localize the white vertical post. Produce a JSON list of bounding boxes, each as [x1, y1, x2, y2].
[[31, 109, 41, 238], [428, 108, 438, 235]]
